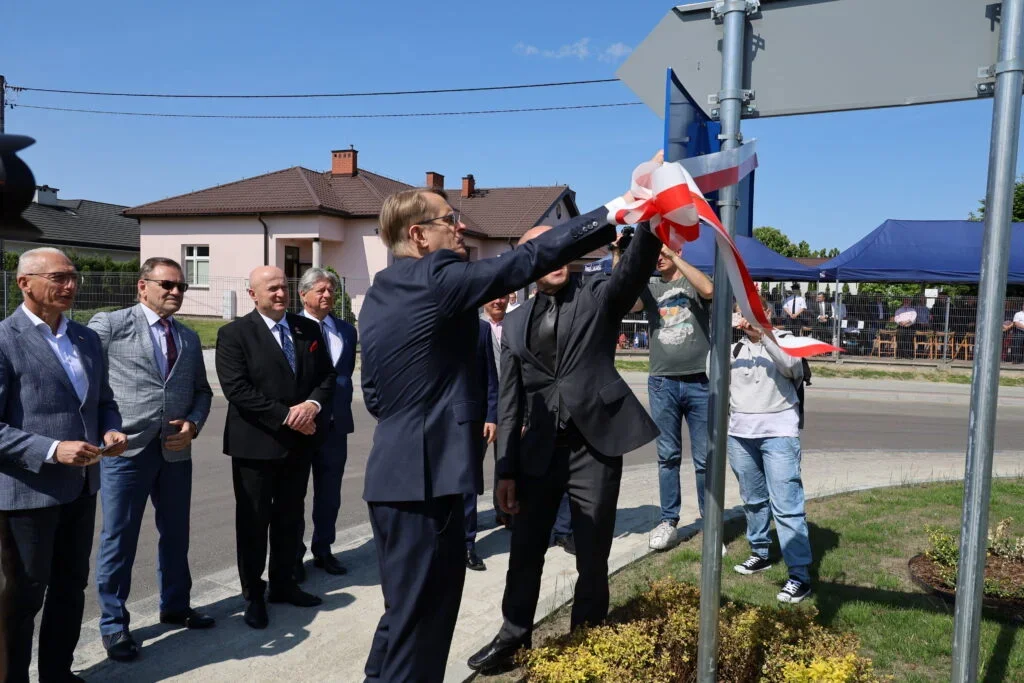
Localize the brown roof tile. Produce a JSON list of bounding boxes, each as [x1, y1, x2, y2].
[[450, 186, 573, 239]]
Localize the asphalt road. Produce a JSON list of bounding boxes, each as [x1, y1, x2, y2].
[[83, 392, 1024, 622]]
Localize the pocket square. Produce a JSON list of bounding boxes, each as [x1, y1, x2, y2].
[[310, 340, 319, 353]]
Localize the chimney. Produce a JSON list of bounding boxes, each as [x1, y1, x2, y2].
[[35, 185, 60, 206], [461, 174, 475, 198], [331, 146, 358, 176], [425, 171, 445, 191]]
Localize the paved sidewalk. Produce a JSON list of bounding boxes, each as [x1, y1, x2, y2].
[[67, 448, 1024, 683]]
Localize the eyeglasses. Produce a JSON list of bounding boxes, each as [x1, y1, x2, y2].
[[23, 272, 80, 286], [418, 210, 460, 228], [143, 279, 190, 293]]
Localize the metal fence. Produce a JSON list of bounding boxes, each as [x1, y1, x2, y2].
[[0, 272, 350, 323], [617, 293, 1024, 366]]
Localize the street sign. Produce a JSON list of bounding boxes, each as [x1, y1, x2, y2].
[[619, 0, 1001, 119]]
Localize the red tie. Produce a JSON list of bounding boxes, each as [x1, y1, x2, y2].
[[160, 318, 178, 378]]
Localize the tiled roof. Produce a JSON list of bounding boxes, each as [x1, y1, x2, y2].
[[21, 199, 139, 251], [125, 164, 578, 241]]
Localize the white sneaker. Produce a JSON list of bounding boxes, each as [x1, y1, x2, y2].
[[649, 521, 678, 551]]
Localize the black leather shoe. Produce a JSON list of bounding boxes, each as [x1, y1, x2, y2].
[[102, 630, 139, 662], [554, 534, 577, 555], [293, 558, 307, 583], [466, 549, 486, 571], [467, 634, 531, 672], [244, 597, 269, 629], [268, 585, 323, 607], [160, 608, 216, 629], [313, 553, 348, 575]]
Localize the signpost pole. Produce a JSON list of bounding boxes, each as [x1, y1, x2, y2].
[[696, 2, 754, 681], [951, 1, 1024, 680]]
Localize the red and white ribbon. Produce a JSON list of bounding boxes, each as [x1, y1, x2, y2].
[[609, 153, 842, 358]]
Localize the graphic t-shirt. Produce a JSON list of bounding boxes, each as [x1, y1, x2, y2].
[[641, 277, 711, 376]]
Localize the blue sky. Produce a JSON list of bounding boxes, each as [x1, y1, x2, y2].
[[3, 0, 1019, 251]]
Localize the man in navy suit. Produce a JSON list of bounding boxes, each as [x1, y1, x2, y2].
[[359, 186, 626, 681], [464, 318, 499, 572], [295, 267, 358, 578], [0, 248, 128, 682]]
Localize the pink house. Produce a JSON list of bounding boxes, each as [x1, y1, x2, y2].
[[125, 148, 602, 317]]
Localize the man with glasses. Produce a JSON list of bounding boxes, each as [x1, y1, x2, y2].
[[359, 185, 629, 682], [88, 257, 214, 662], [0, 247, 127, 682]]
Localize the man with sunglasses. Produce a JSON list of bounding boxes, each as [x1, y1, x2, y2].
[[0, 247, 127, 682], [88, 257, 214, 662], [359, 183, 634, 682]]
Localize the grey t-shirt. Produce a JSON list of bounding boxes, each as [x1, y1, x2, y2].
[[641, 276, 711, 376]]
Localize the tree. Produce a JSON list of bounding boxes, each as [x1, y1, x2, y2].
[[752, 226, 838, 259], [969, 176, 1024, 222], [324, 265, 357, 325]]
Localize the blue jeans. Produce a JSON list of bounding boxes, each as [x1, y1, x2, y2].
[[552, 493, 571, 539], [648, 375, 709, 525], [96, 439, 193, 635], [727, 435, 812, 583]]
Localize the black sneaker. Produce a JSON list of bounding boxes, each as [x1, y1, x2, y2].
[[777, 578, 812, 604], [733, 555, 773, 575]]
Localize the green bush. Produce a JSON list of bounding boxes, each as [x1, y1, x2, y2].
[[520, 578, 882, 683], [925, 519, 1024, 598]]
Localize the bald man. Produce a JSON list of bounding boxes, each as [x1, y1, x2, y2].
[[468, 223, 663, 673], [215, 266, 336, 629]]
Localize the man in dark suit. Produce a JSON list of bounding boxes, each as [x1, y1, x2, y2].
[[467, 223, 662, 673], [90, 257, 215, 662], [215, 266, 336, 629], [0, 247, 127, 682], [464, 318, 499, 571], [294, 267, 358, 578], [359, 186, 624, 682]]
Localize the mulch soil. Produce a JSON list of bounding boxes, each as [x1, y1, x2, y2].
[[908, 553, 1024, 622]]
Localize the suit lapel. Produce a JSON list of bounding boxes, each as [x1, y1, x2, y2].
[[250, 311, 293, 377], [165, 318, 187, 383], [555, 282, 580, 374], [133, 305, 164, 382], [287, 313, 307, 378], [11, 310, 81, 403], [518, 296, 551, 375], [69, 322, 94, 406]]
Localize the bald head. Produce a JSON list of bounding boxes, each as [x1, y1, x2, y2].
[[517, 225, 552, 246], [518, 225, 571, 294], [248, 266, 289, 321]]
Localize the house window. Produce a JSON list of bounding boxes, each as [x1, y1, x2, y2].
[[183, 245, 210, 286]]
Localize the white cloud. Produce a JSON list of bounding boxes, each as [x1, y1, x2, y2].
[[514, 41, 540, 56], [599, 42, 633, 62], [514, 37, 592, 60]]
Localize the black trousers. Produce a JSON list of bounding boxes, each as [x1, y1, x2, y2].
[[364, 495, 465, 683], [231, 451, 312, 600], [499, 426, 622, 641], [1, 490, 95, 683]]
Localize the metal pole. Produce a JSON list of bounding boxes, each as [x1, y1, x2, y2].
[[951, 1, 1024, 680], [1, 75, 6, 134], [696, 2, 751, 681], [943, 295, 952, 362]]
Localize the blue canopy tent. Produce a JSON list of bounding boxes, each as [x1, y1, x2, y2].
[[817, 219, 1024, 283], [584, 229, 819, 281]]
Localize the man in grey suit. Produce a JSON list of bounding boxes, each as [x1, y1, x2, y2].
[[294, 267, 357, 578], [0, 247, 127, 683], [89, 257, 215, 662]]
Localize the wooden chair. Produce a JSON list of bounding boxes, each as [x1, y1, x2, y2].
[[873, 330, 897, 358], [914, 331, 935, 360], [954, 332, 976, 361], [932, 330, 955, 360]]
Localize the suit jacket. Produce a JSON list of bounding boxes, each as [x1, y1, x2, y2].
[[359, 206, 615, 503], [88, 304, 213, 462], [215, 310, 337, 460], [0, 307, 122, 510], [483, 317, 503, 375], [496, 224, 662, 480], [477, 319, 499, 425], [323, 313, 358, 435]]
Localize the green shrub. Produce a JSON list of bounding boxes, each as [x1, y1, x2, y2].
[[519, 577, 883, 683]]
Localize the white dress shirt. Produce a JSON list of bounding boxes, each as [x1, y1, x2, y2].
[[1014, 310, 1024, 327], [140, 303, 180, 379], [783, 295, 807, 316], [894, 306, 918, 326], [302, 310, 343, 366], [258, 312, 320, 416], [486, 317, 503, 343], [21, 304, 90, 462]]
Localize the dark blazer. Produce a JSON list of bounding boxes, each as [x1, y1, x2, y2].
[[215, 310, 337, 460], [325, 313, 358, 435], [0, 307, 121, 510], [359, 206, 615, 503], [477, 319, 499, 425], [496, 224, 663, 480]]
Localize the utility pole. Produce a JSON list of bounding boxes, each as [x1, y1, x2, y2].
[[1, 75, 6, 134]]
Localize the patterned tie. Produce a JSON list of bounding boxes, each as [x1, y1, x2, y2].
[[276, 323, 297, 373], [159, 318, 178, 379]]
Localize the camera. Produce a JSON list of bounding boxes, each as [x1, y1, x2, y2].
[[615, 225, 635, 252]]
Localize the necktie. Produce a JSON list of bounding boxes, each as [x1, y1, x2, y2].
[[159, 318, 178, 379], [276, 323, 297, 373], [320, 320, 332, 360], [529, 294, 558, 372]]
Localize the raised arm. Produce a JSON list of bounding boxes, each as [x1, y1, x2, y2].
[[601, 223, 664, 322]]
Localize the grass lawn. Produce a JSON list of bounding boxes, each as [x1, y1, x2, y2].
[[177, 317, 228, 348], [478, 479, 1024, 682]]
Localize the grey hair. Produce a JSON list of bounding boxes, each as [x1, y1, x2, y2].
[[17, 247, 70, 276], [298, 267, 340, 295]]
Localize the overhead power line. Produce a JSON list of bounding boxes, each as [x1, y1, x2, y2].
[[6, 78, 620, 99], [10, 101, 643, 119]]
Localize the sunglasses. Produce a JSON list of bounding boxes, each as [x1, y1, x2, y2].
[[418, 210, 461, 228], [24, 271, 80, 286], [143, 278, 190, 293]]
